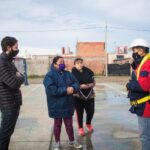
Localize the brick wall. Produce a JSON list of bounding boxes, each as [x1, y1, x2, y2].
[[26, 42, 106, 76], [76, 42, 105, 57], [76, 42, 106, 75]]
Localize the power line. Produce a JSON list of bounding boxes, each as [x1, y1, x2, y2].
[[109, 26, 150, 32], [0, 26, 105, 33], [0, 25, 150, 33], [105, 22, 108, 77]]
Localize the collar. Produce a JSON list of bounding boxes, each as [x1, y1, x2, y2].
[[0, 52, 13, 62]]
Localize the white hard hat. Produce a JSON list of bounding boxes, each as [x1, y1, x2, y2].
[[129, 38, 149, 50]]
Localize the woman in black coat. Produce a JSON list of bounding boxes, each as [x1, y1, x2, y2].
[[72, 58, 95, 136]]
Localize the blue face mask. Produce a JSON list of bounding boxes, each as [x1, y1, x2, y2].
[[59, 64, 65, 71]]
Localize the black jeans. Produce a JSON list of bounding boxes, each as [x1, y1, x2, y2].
[[74, 98, 95, 128], [0, 106, 20, 150]]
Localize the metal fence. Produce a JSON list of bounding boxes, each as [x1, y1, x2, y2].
[[108, 63, 130, 76]]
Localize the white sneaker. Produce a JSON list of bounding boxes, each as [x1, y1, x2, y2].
[[69, 141, 83, 149], [53, 142, 61, 150]]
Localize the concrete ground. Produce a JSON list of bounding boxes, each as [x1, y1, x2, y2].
[[50, 78, 141, 150], [9, 84, 53, 150], [0, 77, 141, 150]]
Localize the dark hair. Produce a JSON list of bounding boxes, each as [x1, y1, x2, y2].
[[144, 47, 149, 53], [134, 46, 149, 54], [52, 56, 63, 64], [74, 58, 83, 64], [1, 36, 18, 52]]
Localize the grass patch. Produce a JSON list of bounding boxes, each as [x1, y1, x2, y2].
[[28, 75, 45, 79]]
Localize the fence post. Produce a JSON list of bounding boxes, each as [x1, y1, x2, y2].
[[23, 59, 29, 86]]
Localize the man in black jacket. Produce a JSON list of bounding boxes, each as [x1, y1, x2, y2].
[[0, 36, 24, 150]]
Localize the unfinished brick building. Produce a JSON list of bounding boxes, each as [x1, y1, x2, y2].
[[62, 42, 106, 75], [76, 42, 106, 75]]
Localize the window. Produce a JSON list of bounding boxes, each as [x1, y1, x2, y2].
[[116, 55, 124, 60]]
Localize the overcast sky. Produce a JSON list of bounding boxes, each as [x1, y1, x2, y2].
[[0, 0, 150, 56]]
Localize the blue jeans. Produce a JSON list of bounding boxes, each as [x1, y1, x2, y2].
[[138, 116, 150, 150], [0, 106, 20, 150]]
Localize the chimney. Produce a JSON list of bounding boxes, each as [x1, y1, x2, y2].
[[62, 47, 65, 54], [124, 46, 128, 54]]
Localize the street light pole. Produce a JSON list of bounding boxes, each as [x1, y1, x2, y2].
[[105, 22, 108, 77]]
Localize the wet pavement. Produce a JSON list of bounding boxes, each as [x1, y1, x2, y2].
[[50, 82, 141, 150], [0, 78, 141, 150], [9, 84, 53, 150]]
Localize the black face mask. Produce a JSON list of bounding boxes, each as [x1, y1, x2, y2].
[[132, 52, 141, 60], [131, 52, 143, 69], [9, 49, 19, 58]]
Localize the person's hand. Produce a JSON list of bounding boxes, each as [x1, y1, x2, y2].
[[16, 72, 22, 77], [126, 83, 130, 91], [67, 87, 74, 95], [80, 84, 89, 89], [80, 82, 95, 89], [88, 83, 95, 88], [129, 59, 134, 64]]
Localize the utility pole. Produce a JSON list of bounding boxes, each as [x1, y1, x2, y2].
[[105, 22, 108, 77]]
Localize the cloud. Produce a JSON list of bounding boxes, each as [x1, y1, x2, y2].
[[0, 0, 150, 54], [81, 0, 150, 23]]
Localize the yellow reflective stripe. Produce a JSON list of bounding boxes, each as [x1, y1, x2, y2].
[[137, 54, 150, 80], [131, 95, 150, 105]]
